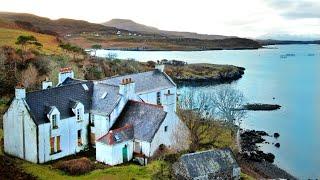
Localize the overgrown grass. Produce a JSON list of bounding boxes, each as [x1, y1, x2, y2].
[[0, 128, 3, 155], [20, 160, 166, 180], [241, 172, 256, 180], [0, 27, 62, 54]]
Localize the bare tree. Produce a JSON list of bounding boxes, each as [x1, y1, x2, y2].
[[211, 85, 246, 127], [178, 89, 223, 151], [178, 86, 246, 150], [107, 52, 118, 60], [21, 64, 39, 89]]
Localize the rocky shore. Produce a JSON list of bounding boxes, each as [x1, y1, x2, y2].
[[238, 130, 296, 179], [242, 103, 281, 111], [165, 63, 245, 85]]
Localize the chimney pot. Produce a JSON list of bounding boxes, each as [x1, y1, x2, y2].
[[15, 83, 26, 99]]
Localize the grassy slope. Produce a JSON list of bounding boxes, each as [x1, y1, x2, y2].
[[0, 128, 3, 155], [20, 160, 165, 180], [0, 27, 62, 54]]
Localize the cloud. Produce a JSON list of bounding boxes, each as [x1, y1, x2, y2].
[[267, 0, 320, 19]]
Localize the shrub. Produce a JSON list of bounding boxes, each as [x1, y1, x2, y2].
[[54, 157, 94, 175], [32, 56, 50, 75]]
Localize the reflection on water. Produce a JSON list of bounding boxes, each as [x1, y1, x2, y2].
[[97, 44, 320, 178]]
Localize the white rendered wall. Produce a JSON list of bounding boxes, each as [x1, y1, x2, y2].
[[96, 140, 133, 166], [138, 87, 176, 112], [38, 113, 89, 163], [3, 99, 38, 163], [150, 112, 180, 156]]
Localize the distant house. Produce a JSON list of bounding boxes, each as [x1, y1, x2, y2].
[[173, 148, 241, 180], [3, 63, 186, 165]]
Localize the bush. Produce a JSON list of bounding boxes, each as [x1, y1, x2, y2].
[[54, 157, 94, 175], [31, 56, 51, 75]]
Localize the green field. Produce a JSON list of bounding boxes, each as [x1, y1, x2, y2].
[[20, 160, 167, 180]]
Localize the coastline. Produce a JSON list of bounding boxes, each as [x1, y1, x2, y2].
[[237, 129, 296, 179], [102, 47, 260, 51]]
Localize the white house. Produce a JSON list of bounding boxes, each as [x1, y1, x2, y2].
[[3, 63, 186, 165]]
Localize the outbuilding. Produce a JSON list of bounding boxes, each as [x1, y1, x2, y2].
[[173, 148, 241, 180]]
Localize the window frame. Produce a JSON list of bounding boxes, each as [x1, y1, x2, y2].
[[164, 126, 168, 132], [157, 91, 161, 105], [76, 108, 82, 121], [50, 137, 55, 154], [52, 114, 58, 129], [78, 130, 82, 146]]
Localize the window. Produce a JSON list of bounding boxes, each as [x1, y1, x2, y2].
[[90, 133, 95, 145], [57, 136, 61, 152], [50, 137, 55, 154], [168, 90, 171, 94], [90, 114, 95, 126], [164, 126, 168, 132], [157, 92, 161, 105], [52, 114, 58, 129], [78, 130, 82, 146], [50, 136, 61, 154], [76, 109, 81, 121]]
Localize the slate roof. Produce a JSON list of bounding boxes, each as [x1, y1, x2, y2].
[[97, 124, 134, 145], [100, 70, 175, 93], [91, 83, 121, 115], [59, 77, 87, 86], [25, 82, 93, 125], [111, 101, 167, 142], [174, 148, 239, 179]]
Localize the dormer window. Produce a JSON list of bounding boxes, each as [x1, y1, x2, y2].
[[70, 100, 84, 122], [48, 106, 60, 130], [52, 114, 58, 129]]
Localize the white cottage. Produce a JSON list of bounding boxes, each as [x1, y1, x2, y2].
[[3, 63, 186, 165]]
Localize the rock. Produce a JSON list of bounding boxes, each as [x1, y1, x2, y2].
[[242, 103, 281, 111], [274, 133, 280, 138], [264, 153, 275, 163], [275, 143, 280, 148]]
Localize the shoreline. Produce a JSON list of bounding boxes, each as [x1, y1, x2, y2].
[[102, 47, 260, 51], [237, 129, 296, 179]]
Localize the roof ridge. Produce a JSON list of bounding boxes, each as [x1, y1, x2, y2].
[[181, 148, 231, 157], [105, 70, 155, 80], [129, 100, 164, 109], [27, 81, 92, 95]]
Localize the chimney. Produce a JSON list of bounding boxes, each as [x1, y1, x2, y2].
[[58, 67, 74, 84], [42, 77, 53, 90], [15, 83, 26, 100], [119, 78, 135, 99], [155, 61, 165, 72], [163, 90, 176, 112]]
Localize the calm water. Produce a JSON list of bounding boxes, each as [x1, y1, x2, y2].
[[97, 45, 320, 178]]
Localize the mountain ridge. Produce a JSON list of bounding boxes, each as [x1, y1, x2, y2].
[[103, 18, 233, 40]]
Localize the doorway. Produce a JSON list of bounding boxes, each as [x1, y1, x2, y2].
[[122, 145, 128, 162]]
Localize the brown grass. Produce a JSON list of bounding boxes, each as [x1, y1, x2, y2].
[[0, 27, 62, 54], [53, 157, 94, 176]]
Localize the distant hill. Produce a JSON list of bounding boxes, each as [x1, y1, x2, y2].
[[0, 12, 261, 50], [103, 19, 232, 40], [0, 12, 125, 36]]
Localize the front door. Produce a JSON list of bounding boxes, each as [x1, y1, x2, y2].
[[134, 141, 141, 153], [122, 145, 128, 162]]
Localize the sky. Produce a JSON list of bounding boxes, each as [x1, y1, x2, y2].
[[0, 0, 319, 39]]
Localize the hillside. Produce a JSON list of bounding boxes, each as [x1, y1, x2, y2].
[[103, 19, 232, 40], [0, 12, 123, 36], [0, 12, 261, 50], [0, 27, 61, 54]]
